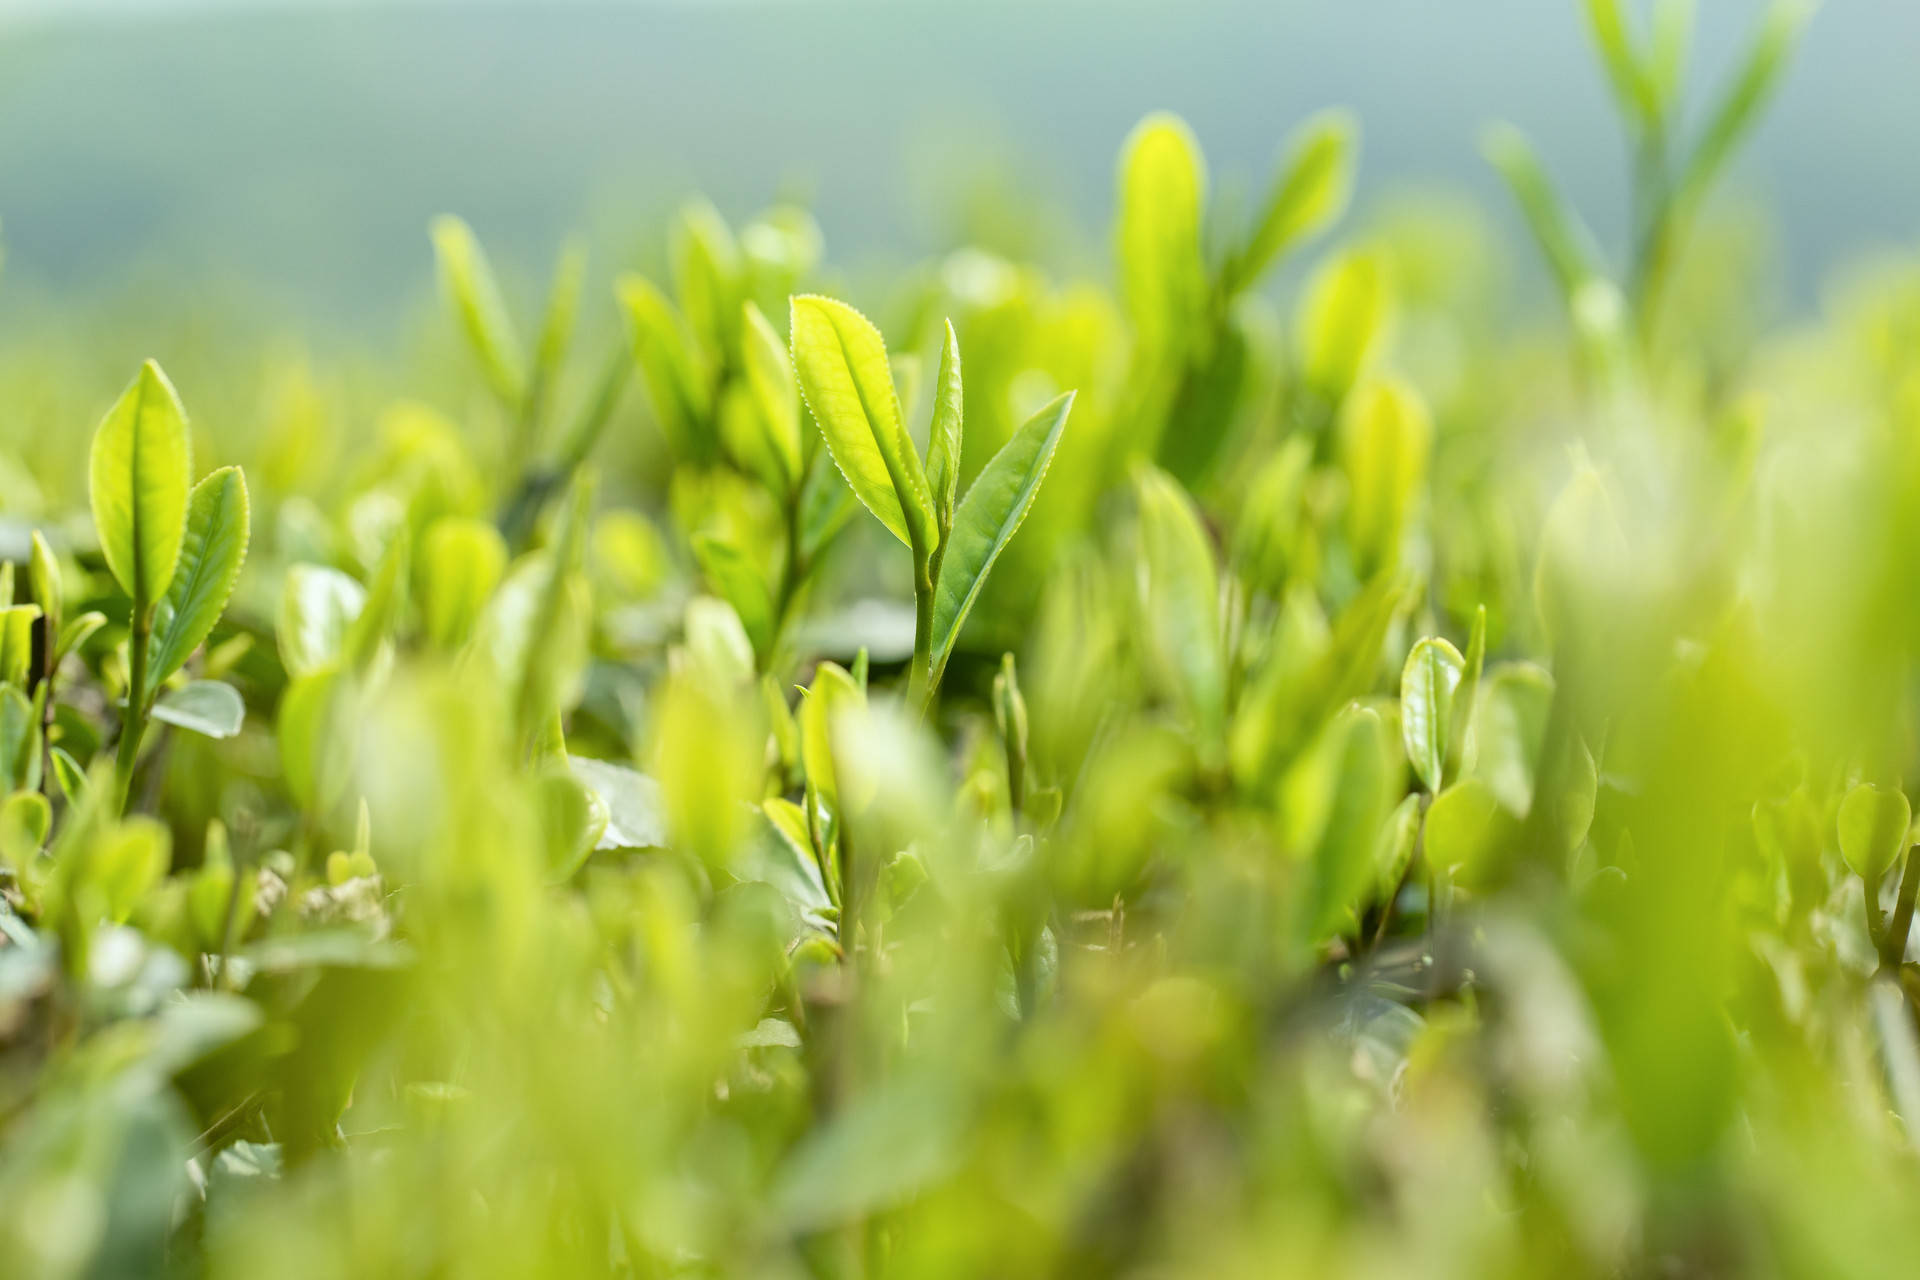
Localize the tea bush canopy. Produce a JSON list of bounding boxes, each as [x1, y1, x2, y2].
[[3, 2, 1920, 1277]]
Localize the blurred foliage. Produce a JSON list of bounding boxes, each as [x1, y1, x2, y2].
[[2, 3, 1920, 1277]]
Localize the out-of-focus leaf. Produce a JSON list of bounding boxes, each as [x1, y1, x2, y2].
[[1839, 782, 1910, 884], [741, 299, 803, 493], [1116, 111, 1208, 357], [1341, 379, 1431, 577], [279, 666, 358, 816], [277, 565, 366, 681], [1229, 109, 1357, 292], [1482, 124, 1608, 302], [151, 680, 245, 739], [430, 214, 524, 406], [420, 516, 507, 650], [619, 274, 712, 461], [1134, 466, 1226, 749], [771, 1074, 962, 1231], [1302, 705, 1400, 941], [672, 200, 743, 365], [1425, 777, 1514, 889], [569, 754, 667, 851], [1678, 1, 1811, 209], [1298, 249, 1389, 404], [691, 533, 775, 660], [341, 526, 409, 674]]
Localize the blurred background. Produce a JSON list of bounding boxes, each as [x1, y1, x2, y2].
[[0, 0, 1914, 352]]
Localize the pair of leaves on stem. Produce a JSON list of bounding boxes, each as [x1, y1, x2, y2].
[[789, 295, 1074, 687], [89, 361, 251, 704]]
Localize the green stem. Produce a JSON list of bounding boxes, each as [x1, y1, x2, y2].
[[908, 572, 934, 714], [1880, 847, 1920, 975], [112, 604, 152, 816]]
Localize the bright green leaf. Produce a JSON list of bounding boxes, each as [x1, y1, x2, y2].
[[147, 466, 249, 693], [89, 360, 192, 607], [929, 392, 1072, 685], [789, 295, 936, 557]]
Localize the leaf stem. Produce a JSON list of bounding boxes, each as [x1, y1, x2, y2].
[[1880, 846, 1920, 975], [112, 604, 153, 816]]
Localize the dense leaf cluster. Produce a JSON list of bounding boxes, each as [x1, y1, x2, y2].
[[1, 3, 1915, 1277]]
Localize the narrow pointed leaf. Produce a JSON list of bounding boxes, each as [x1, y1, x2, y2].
[[619, 275, 712, 462], [929, 392, 1073, 679], [1229, 109, 1357, 293], [147, 466, 249, 693], [924, 321, 964, 535], [742, 300, 803, 492], [430, 215, 524, 407]]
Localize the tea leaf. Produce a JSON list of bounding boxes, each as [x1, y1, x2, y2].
[[1298, 250, 1389, 403], [147, 465, 249, 693], [568, 755, 667, 851], [1340, 379, 1432, 577], [741, 299, 803, 493], [1482, 124, 1607, 300], [152, 679, 245, 740], [1839, 782, 1910, 884], [692, 533, 775, 660], [0, 604, 37, 689], [930, 391, 1073, 683], [1401, 636, 1465, 794], [1117, 112, 1208, 355], [277, 565, 366, 680], [430, 215, 524, 406], [924, 320, 965, 538], [789, 295, 936, 556], [1230, 109, 1357, 292], [1133, 465, 1226, 750], [420, 516, 507, 650], [1678, 0, 1810, 209], [89, 360, 192, 607], [619, 274, 712, 462]]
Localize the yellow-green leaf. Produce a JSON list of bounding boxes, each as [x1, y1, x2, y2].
[[430, 214, 525, 407], [1839, 782, 1911, 884], [1340, 378, 1431, 577], [148, 465, 249, 693], [619, 274, 712, 462], [789, 295, 935, 556], [1116, 112, 1208, 356], [1230, 109, 1357, 293], [741, 300, 803, 493], [89, 360, 192, 607], [420, 516, 507, 651], [924, 321, 965, 537]]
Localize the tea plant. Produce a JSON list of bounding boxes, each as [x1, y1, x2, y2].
[[3, 3, 1920, 1277]]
